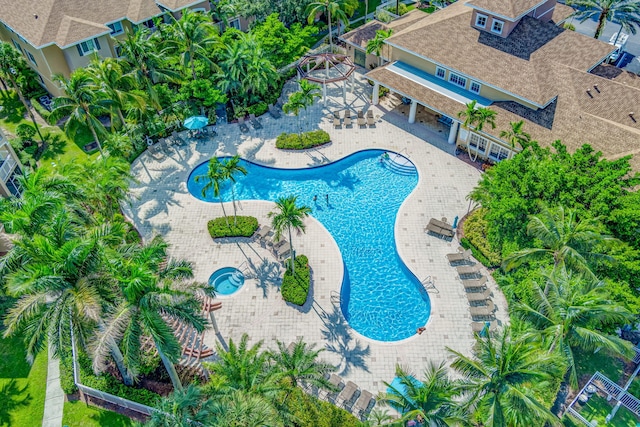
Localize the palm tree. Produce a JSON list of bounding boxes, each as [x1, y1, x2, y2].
[[269, 339, 334, 402], [448, 328, 564, 427], [307, 0, 349, 51], [221, 156, 247, 227], [283, 80, 321, 136], [116, 28, 181, 109], [0, 42, 46, 144], [163, 9, 221, 80], [268, 196, 312, 274], [366, 29, 393, 66], [210, 0, 237, 28], [2, 217, 134, 385], [379, 362, 467, 426], [51, 71, 112, 156], [567, 0, 640, 40], [203, 334, 285, 403], [515, 268, 634, 388], [86, 56, 145, 128], [457, 100, 497, 162], [209, 390, 283, 427], [502, 205, 616, 278], [94, 236, 208, 390], [145, 384, 215, 427], [196, 157, 231, 227], [499, 120, 531, 151]]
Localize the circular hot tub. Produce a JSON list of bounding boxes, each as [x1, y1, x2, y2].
[[209, 267, 245, 296]]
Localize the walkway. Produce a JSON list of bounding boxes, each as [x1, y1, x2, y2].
[[42, 346, 64, 427], [123, 71, 509, 394]]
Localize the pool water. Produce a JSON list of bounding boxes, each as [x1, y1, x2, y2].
[[209, 267, 245, 295], [187, 150, 430, 341]]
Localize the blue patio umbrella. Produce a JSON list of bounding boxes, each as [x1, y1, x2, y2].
[[183, 115, 209, 130]]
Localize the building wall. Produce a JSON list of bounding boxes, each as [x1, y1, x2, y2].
[[455, 128, 516, 163], [531, 0, 557, 21], [62, 34, 114, 72], [344, 44, 379, 70], [470, 10, 519, 38]]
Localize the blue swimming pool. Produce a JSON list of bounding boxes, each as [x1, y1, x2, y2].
[[209, 267, 245, 296], [187, 150, 430, 341]]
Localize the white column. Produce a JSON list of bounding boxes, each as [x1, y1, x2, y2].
[[372, 82, 380, 105], [408, 99, 417, 124], [323, 84, 327, 106], [448, 121, 459, 144], [343, 81, 347, 104]]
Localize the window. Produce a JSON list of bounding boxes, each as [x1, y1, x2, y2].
[[470, 81, 481, 94], [11, 39, 23, 54], [76, 38, 101, 56], [475, 13, 487, 28], [114, 45, 123, 57], [449, 72, 467, 88], [229, 18, 240, 30], [435, 66, 446, 79], [142, 19, 156, 29], [469, 133, 487, 153], [491, 19, 504, 34], [489, 143, 510, 161], [26, 51, 37, 66], [107, 21, 123, 35]]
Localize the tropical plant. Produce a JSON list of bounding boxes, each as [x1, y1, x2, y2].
[[0, 42, 46, 144], [269, 339, 334, 402], [448, 328, 564, 426], [163, 9, 221, 80], [515, 268, 634, 388], [379, 362, 467, 426], [93, 236, 209, 390], [499, 120, 531, 150], [220, 156, 247, 226], [210, 0, 237, 28], [145, 384, 215, 427], [306, 0, 349, 50], [116, 28, 181, 109], [567, 0, 640, 40], [268, 195, 311, 274], [209, 390, 283, 427], [283, 80, 321, 136], [457, 100, 497, 162], [51, 71, 112, 155], [86, 56, 146, 127], [366, 29, 393, 66], [503, 205, 616, 279], [196, 157, 231, 227], [2, 217, 134, 384]]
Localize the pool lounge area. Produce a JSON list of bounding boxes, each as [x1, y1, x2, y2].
[[123, 70, 509, 395]]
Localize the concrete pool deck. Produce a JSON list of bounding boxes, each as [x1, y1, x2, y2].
[[124, 72, 509, 396]]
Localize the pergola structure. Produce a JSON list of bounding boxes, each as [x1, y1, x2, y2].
[[296, 53, 357, 106]]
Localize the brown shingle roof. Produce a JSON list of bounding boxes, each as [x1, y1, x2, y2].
[[467, 0, 543, 19], [1, 0, 164, 48], [387, 1, 614, 106], [340, 10, 426, 50], [367, 62, 640, 170], [155, 0, 204, 11], [550, 3, 574, 24]]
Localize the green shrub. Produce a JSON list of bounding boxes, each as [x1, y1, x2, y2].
[[16, 123, 36, 141], [30, 97, 56, 125], [462, 209, 502, 267], [276, 130, 330, 150], [247, 102, 268, 117], [285, 386, 360, 427], [207, 216, 259, 238], [282, 255, 310, 306], [563, 22, 576, 31]]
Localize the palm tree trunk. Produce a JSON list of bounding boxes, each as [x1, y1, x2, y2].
[[156, 344, 183, 391], [328, 8, 333, 51], [108, 340, 135, 386], [219, 199, 230, 227], [86, 116, 105, 156], [288, 225, 295, 274], [117, 108, 126, 129], [8, 74, 46, 145], [365, 0, 369, 23], [595, 11, 608, 39], [231, 186, 238, 227]]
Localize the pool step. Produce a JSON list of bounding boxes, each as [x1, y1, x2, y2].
[[383, 153, 417, 175], [228, 271, 244, 286]]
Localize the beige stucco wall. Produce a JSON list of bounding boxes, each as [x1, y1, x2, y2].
[[470, 10, 519, 38], [345, 44, 379, 70], [62, 34, 113, 72], [455, 129, 516, 163]]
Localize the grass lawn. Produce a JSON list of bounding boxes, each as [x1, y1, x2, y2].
[[62, 400, 134, 427], [574, 350, 625, 385], [574, 394, 640, 427], [0, 331, 48, 427], [0, 91, 98, 170]]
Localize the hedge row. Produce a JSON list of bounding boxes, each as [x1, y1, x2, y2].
[[461, 208, 502, 267], [282, 255, 310, 305], [276, 130, 330, 150], [286, 386, 360, 426], [207, 216, 259, 238]]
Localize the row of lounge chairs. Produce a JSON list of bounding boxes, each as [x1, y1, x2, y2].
[[425, 218, 455, 239], [314, 372, 375, 420], [445, 248, 498, 333], [237, 113, 263, 133], [333, 109, 376, 128]]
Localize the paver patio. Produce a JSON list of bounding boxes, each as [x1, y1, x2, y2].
[[124, 71, 509, 397]]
